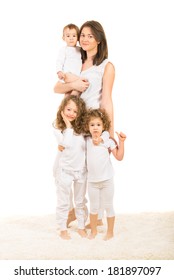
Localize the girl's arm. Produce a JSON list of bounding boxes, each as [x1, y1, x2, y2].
[[100, 62, 115, 138], [111, 132, 126, 161]]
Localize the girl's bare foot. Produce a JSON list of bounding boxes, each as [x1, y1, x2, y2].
[[78, 229, 87, 238], [103, 232, 114, 241], [67, 208, 76, 227], [85, 219, 103, 229], [97, 219, 103, 226], [88, 230, 97, 239], [60, 230, 71, 240]]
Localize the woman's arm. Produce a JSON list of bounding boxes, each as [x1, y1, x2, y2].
[[100, 62, 115, 137], [53, 74, 89, 94]]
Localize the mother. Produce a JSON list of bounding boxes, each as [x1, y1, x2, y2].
[[54, 20, 115, 137], [54, 20, 115, 226]]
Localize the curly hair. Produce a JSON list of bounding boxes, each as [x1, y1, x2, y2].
[[85, 108, 111, 133], [53, 95, 87, 134]]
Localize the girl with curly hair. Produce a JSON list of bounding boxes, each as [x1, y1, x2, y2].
[[85, 108, 126, 240], [53, 95, 88, 240]]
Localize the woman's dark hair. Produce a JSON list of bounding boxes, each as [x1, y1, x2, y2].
[[79, 20, 108, 65]]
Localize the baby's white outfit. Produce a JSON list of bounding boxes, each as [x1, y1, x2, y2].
[[56, 46, 82, 76]]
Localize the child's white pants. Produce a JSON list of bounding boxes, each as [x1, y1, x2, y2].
[[55, 168, 87, 230], [88, 178, 115, 217]]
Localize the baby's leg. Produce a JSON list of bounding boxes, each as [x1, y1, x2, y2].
[[64, 73, 81, 96], [64, 72, 79, 83]]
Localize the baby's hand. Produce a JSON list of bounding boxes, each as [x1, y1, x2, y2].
[[57, 71, 65, 80], [58, 145, 65, 152], [115, 131, 127, 142]]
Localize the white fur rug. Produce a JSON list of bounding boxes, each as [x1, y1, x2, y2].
[[0, 212, 174, 260]]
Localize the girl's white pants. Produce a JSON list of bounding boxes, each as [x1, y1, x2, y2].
[[55, 168, 87, 231], [88, 178, 115, 217]]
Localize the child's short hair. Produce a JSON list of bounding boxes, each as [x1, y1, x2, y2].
[[85, 108, 111, 133], [63, 24, 80, 39]]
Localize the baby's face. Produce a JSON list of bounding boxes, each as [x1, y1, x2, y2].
[[63, 28, 78, 47], [88, 117, 103, 138]]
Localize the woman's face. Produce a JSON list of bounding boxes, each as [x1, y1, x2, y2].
[[80, 27, 99, 53], [63, 100, 78, 122]]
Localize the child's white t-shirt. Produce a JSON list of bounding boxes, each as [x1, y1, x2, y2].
[[86, 136, 117, 182]]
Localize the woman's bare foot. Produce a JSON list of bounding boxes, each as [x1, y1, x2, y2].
[[78, 229, 87, 238], [85, 219, 103, 229], [103, 232, 114, 241], [60, 230, 71, 240], [67, 208, 76, 227]]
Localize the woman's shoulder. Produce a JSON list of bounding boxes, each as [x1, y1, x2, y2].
[[103, 60, 115, 77], [99, 59, 115, 71]]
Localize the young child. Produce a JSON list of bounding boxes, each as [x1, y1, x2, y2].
[[53, 95, 88, 240], [56, 23, 85, 96], [85, 108, 126, 240]]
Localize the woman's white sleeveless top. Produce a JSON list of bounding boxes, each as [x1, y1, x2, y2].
[[80, 59, 108, 109]]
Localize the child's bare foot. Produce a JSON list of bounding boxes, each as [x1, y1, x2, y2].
[[78, 229, 87, 238], [85, 219, 103, 229], [103, 232, 114, 241], [97, 219, 103, 226], [60, 230, 71, 240], [88, 231, 97, 239], [67, 208, 76, 227]]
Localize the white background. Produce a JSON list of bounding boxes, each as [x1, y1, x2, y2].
[[0, 0, 173, 217]]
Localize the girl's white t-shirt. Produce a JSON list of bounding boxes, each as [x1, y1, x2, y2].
[[53, 128, 86, 172], [86, 136, 116, 182]]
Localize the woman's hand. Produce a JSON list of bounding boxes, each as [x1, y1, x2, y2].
[[72, 78, 89, 93], [58, 145, 65, 152]]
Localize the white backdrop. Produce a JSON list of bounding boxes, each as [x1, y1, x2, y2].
[[0, 0, 173, 217]]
